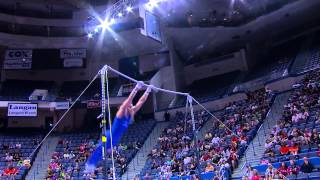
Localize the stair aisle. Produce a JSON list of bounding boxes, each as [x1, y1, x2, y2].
[[232, 92, 291, 178], [121, 122, 170, 180], [25, 136, 60, 180]]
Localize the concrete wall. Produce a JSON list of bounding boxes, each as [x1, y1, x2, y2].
[[150, 66, 176, 111], [265, 74, 306, 92], [139, 52, 170, 73], [184, 51, 247, 85]]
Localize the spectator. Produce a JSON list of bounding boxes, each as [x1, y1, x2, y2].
[[300, 157, 314, 174], [251, 169, 261, 180], [265, 164, 276, 180], [5, 153, 13, 162], [205, 162, 215, 172], [288, 160, 300, 176], [164, 111, 170, 121], [277, 162, 288, 177], [245, 166, 254, 179]]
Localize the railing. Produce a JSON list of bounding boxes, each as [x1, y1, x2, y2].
[[29, 138, 50, 180]]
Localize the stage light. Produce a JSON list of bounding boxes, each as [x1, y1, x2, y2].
[[99, 18, 115, 29], [87, 33, 93, 38], [94, 27, 99, 33], [110, 18, 115, 24], [145, 0, 159, 11], [118, 12, 123, 17], [149, 0, 158, 7], [100, 21, 109, 29], [126, 6, 133, 13]]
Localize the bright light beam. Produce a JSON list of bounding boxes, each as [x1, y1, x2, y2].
[[126, 6, 133, 13]]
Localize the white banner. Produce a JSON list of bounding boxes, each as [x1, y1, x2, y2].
[[7, 103, 38, 117], [60, 49, 86, 59], [5, 49, 33, 60], [4, 49, 33, 69], [63, 58, 83, 68], [54, 102, 69, 110], [4, 59, 32, 69]]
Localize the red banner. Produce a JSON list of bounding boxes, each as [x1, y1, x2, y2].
[[87, 100, 101, 109]]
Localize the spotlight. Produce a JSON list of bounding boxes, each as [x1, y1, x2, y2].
[[145, 0, 158, 11], [99, 18, 115, 29], [118, 12, 123, 17], [109, 18, 115, 24], [94, 27, 99, 33], [87, 33, 93, 38], [100, 21, 109, 29], [126, 6, 133, 13]]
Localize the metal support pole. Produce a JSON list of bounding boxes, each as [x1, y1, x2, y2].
[[187, 95, 201, 178], [262, 124, 267, 137], [252, 143, 256, 156], [257, 125, 262, 146]]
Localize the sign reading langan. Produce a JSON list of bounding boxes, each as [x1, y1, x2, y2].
[[4, 49, 33, 70], [8, 103, 38, 117]]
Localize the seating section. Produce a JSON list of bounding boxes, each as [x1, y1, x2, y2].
[[0, 80, 55, 101], [198, 89, 272, 179], [141, 89, 271, 179], [104, 120, 156, 178], [249, 70, 320, 179], [58, 78, 119, 101], [244, 57, 291, 82], [46, 133, 101, 179], [47, 120, 155, 179], [0, 134, 42, 179], [290, 36, 320, 74], [141, 110, 210, 178], [58, 80, 90, 100]]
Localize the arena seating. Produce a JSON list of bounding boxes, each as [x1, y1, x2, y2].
[[46, 120, 155, 179], [198, 89, 272, 179], [59, 81, 89, 101], [140, 110, 210, 178], [140, 89, 271, 179], [0, 134, 42, 179], [46, 132, 100, 179], [58, 78, 118, 101], [247, 70, 320, 179], [243, 57, 291, 82], [0, 80, 55, 101], [290, 36, 320, 74]]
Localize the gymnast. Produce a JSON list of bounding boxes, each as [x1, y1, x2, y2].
[[85, 81, 152, 172]]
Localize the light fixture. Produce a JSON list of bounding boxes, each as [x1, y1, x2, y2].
[[118, 12, 123, 17], [109, 18, 115, 24], [126, 6, 133, 13], [87, 33, 93, 38]]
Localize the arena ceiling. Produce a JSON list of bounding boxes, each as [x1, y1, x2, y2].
[[0, 0, 318, 63], [166, 0, 320, 62]]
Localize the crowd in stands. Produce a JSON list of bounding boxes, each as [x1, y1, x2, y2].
[[46, 133, 100, 179], [0, 134, 41, 179], [141, 110, 209, 179], [245, 69, 320, 179], [142, 89, 271, 179], [46, 120, 155, 179], [198, 89, 272, 179]]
